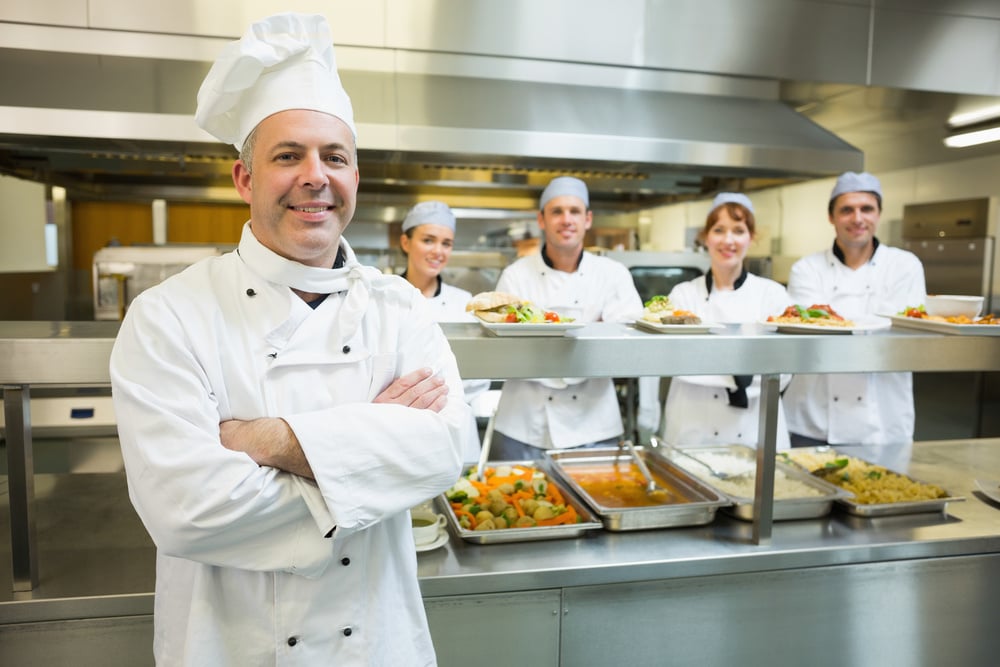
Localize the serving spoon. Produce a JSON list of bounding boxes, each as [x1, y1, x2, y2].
[[649, 435, 748, 481], [622, 439, 671, 502]]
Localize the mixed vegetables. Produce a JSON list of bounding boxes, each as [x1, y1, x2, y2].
[[500, 303, 567, 323], [445, 465, 582, 530]]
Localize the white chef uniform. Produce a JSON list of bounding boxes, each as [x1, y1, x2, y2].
[[111, 226, 467, 666], [423, 277, 489, 461], [656, 272, 792, 449], [783, 241, 926, 466], [493, 251, 643, 449]]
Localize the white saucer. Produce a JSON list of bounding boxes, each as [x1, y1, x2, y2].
[[415, 528, 449, 553], [975, 479, 1000, 505]]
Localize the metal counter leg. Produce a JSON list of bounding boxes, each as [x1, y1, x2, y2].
[[751, 374, 780, 545], [4, 385, 38, 591]]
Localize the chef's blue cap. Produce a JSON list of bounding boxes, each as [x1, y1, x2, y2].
[[402, 201, 456, 233], [830, 172, 882, 206], [539, 176, 590, 210], [712, 192, 754, 214]]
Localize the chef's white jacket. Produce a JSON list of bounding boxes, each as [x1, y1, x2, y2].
[[782, 242, 926, 448], [111, 226, 467, 667], [425, 279, 488, 461], [493, 251, 643, 449], [657, 273, 792, 449]]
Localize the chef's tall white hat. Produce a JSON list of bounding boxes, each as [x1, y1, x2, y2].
[[402, 201, 456, 233], [539, 176, 590, 211], [711, 192, 754, 215], [829, 171, 882, 206], [195, 13, 356, 151]]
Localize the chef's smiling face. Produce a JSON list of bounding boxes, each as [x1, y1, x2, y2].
[[233, 109, 359, 268], [829, 191, 880, 252], [537, 195, 592, 252], [401, 223, 455, 280], [705, 207, 752, 270]]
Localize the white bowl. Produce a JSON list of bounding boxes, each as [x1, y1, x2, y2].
[[924, 294, 983, 318]]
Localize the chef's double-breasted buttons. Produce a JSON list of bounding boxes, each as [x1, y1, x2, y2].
[[342, 345, 350, 354], [246, 288, 256, 297], [341, 557, 350, 566], [287, 636, 298, 647], [343, 627, 353, 637]]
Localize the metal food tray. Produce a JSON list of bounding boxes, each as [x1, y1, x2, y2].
[[778, 446, 965, 517], [659, 444, 852, 521], [439, 460, 604, 545], [545, 447, 730, 531]]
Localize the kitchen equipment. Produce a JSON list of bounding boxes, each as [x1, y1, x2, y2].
[[622, 439, 670, 501], [546, 447, 729, 531], [439, 461, 603, 544], [661, 444, 850, 521], [902, 197, 1000, 439], [93, 245, 224, 320], [780, 447, 965, 517], [651, 435, 745, 481]]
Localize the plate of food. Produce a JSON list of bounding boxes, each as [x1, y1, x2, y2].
[[886, 306, 1000, 336], [762, 304, 889, 335], [634, 294, 720, 334], [466, 291, 584, 336]]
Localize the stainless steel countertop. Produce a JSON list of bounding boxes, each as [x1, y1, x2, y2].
[[415, 438, 1000, 597], [3, 320, 1000, 383]]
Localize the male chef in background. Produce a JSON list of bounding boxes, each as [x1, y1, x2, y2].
[[490, 176, 644, 460], [109, 13, 466, 665], [783, 171, 926, 470]]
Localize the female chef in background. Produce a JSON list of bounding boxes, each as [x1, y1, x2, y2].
[[659, 193, 793, 449], [400, 200, 487, 461]]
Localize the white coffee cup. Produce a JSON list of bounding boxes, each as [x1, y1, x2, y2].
[[411, 510, 446, 546]]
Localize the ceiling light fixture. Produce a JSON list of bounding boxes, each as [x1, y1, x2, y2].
[[943, 125, 1000, 148], [947, 103, 1000, 129]]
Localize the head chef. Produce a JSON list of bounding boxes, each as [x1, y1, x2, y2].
[[196, 12, 359, 272]]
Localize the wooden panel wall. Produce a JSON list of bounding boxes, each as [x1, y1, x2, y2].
[[71, 201, 153, 271], [167, 203, 248, 244], [69, 201, 250, 271]]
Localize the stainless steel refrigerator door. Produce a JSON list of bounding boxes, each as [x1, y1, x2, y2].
[[902, 237, 994, 299]]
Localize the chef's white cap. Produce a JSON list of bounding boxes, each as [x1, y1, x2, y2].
[[195, 13, 356, 151], [539, 176, 590, 211], [712, 192, 754, 214], [402, 201, 456, 233], [830, 171, 882, 206]]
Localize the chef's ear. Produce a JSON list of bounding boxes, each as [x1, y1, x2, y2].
[[233, 160, 253, 205]]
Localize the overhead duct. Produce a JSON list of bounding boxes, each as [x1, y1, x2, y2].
[[0, 46, 863, 208]]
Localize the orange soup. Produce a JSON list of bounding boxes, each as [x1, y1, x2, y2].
[[565, 462, 690, 507]]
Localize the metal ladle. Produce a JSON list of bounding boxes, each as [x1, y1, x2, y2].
[[622, 439, 671, 502], [649, 435, 747, 481]]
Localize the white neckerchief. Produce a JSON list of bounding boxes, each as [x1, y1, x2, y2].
[[237, 222, 371, 340]]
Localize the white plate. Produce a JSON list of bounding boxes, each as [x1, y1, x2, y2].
[[415, 527, 450, 553], [760, 316, 891, 335], [975, 479, 1000, 505], [887, 314, 1000, 336], [479, 321, 586, 337], [634, 318, 722, 335]]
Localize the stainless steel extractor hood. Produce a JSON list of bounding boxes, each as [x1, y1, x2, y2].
[[0, 46, 863, 210]]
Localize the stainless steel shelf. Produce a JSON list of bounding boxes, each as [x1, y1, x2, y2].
[[3, 320, 1000, 384]]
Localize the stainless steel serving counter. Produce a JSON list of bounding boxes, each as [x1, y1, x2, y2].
[[4, 319, 1000, 591], [3, 318, 1000, 664]]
